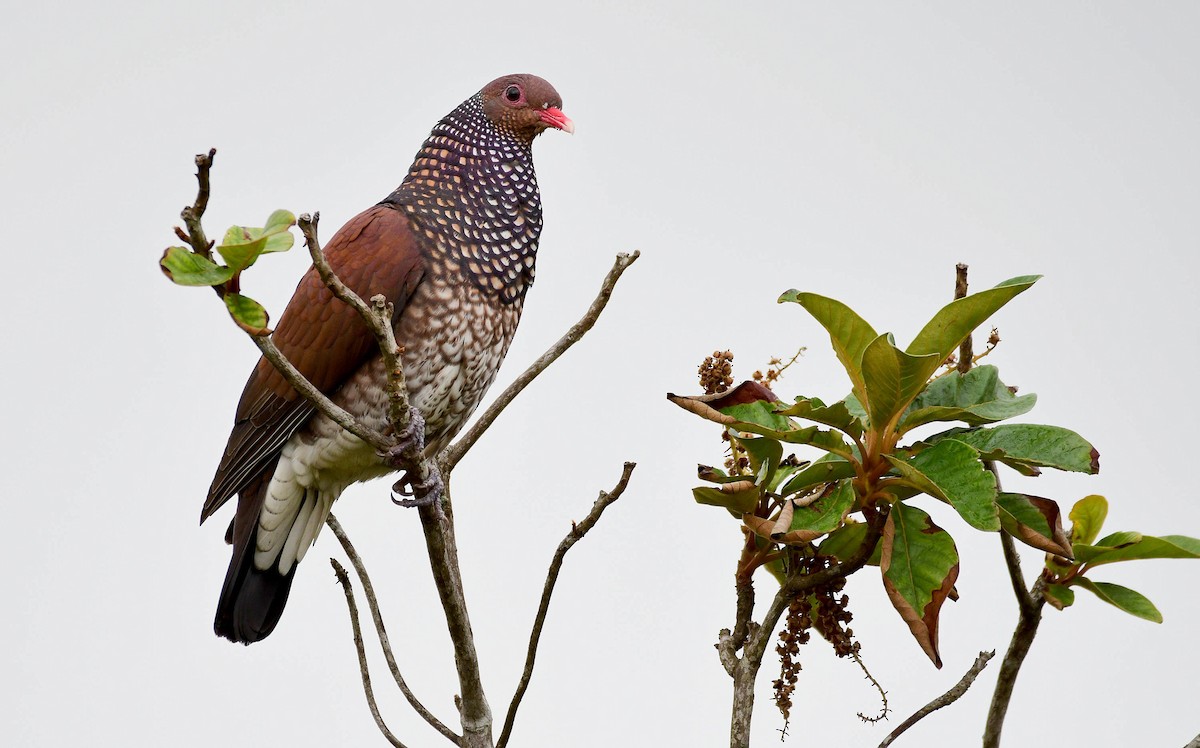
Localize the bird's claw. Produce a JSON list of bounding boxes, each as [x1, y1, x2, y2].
[[391, 465, 444, 508]]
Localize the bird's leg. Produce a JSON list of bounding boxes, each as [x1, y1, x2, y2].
[[385, 408, 444, 508]]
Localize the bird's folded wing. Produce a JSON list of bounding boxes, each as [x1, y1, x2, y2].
[[202, 204, 427, 521]]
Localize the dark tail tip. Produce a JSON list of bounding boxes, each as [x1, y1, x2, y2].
[[214, 547, 297, 644]]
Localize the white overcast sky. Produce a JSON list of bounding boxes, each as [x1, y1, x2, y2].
[[3, 2, 1199, 746]]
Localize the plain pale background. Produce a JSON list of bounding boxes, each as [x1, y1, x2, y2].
[[3, 2, 1198, 746]]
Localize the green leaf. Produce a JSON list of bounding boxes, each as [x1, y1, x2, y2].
[[737, 436, 783, 489], [941, 424, 1099, 475], [900, 365, 1038, 433], [790, 480, 856, 535], [777, 455, 857, 497], [906, 275, 1040, 363], [216, 210, 297, 271], [818, 521, 883, 566], [1076, 579, 1162, 623], [1069, 495, 1108, 545], [1044, 583, 1075, 610], [224, 292, 270, 334], [886, 439, 999, 531], [1080, 534, 1200, 568], [693, 485, 759, 514], [779, 291, 877, 399], [861, 335, 943, 431], [996, 493, 1072, 557], [777, 397, 864, 438], [881, 503, 960, 668], [159, 246, 235, 287]]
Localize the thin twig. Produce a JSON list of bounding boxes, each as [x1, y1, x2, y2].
[[250, 335, 389, 449], [879, 650, 995, 747], [495, 462, 636, 748], [331, 558, 409, 748], [180, 148, 216, 260], [327, 514, 460, 744], [955, 263, 973, 374], [853, 651, 890, 724], [441, 251, 641, 473]]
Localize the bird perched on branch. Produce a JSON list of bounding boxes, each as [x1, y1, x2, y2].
[[201, 74, 573, 644]]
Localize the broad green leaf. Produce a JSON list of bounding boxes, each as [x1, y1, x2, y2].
[[1076, 579, 1162, 623], [861, 335, 942, 431], [262, 209, 297, 250], [159, 246, 235, 287], [1044, 583, 1075, 610], [777, 455, 857, 497], [906, 275, 1040, 362], [941, 424, 1099, 475], [779, 291, 877, 399], [777, 397, 864, 438], [818, 521, 883, 566], [693, 485, 759, 514], [886, 439, 999, 531], [790, 480, 856, 535], [900, 365, 1038, 433], [734, 421, 853, 457], [1081, 534, 1200, 568], [224, 293, 269, 334], [996, 493, 1072, 557], [1069, 495, 1108, 545], [881, 503, 960, 667], [217, 211, 297, 270]]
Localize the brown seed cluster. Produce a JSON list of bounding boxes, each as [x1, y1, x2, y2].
[[772, 555, 863, 727], [698, 350, 734, 395]]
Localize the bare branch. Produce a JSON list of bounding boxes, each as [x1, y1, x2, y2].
[[955, 263, 973, 374], [416, 495, 492, 746], [496, 462, 636, 748], [327, 514, 460, 744], [180, 148, 216, 260], [879, 650, 995, 747], [983, 578, 1046, 748], [331, 558, 410, 748], [297, 213, 430, 481], [250, 334, 389, 449], [441, 251, 641, 473]]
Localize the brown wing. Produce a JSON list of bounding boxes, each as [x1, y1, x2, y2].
[[201, 204, 426, 522]]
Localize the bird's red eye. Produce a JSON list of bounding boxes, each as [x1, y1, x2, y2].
[[505, 85, 522, 103]]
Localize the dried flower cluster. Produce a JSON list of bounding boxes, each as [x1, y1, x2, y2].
[[698, 350, 734, 395]]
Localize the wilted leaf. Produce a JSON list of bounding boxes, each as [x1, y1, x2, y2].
[[790, 480, 856, 535], [224, 293, 270, 334], [942, 424, 1099, 475], [906, 275, 1040, 363], [881, 503, 960, 668], [1076, 579, 1162, 623], [779, 291, 877, 399], [861, 335, 943, 432], [159, 246, 235, 287], [900, 365, 1038, 433], [996, 493, 1072, 557], [886, 439, 999, 531], [1069, 495, 1108, 546], [667, 380, 779, 427]]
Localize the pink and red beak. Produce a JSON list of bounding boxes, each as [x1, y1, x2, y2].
[[539, 107, 575, 134]]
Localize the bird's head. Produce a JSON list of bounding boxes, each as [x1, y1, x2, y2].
[[481, 74, 574, 143]]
